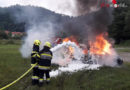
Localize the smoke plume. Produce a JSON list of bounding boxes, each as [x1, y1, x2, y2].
[[0, 0, 112, 16], [0, 0, 118, 67]]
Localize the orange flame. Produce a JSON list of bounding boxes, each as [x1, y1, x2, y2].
[[62, 34, 111, 56], [63, 36, 78, 54], [83, 49, 88, 54], [69, 46, 74, 54], [63, 36, 78, 45], [90, 33, 111, 55]]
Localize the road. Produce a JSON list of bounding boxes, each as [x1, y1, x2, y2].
[[116, 47, 130, 62], [118, 52, 130, 62]]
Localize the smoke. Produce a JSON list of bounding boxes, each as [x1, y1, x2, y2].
[[60, 7, 113, 43], [0, 0, 112, 17], [76, 0, 100, 16], [90, 48, 118, 67], [0, 0, 78, 16], [20, 23, 55, 57], [7, 6, 59, 57], [0, 0, 118, 67], [101, 49, 118, 67]]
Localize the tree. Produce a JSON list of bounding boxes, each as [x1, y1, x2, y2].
[[108, 0, 130, 44], [123, 9, 130, 39], [0, 31, 8, 39]]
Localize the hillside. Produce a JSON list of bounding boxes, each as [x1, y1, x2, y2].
[[0, 5, 65, 32], [0, 0, 130, 44]]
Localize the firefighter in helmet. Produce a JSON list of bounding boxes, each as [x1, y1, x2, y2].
[[36, 42, 53, 86], [31, 40, 41, 85]]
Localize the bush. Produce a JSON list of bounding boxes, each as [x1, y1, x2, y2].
[[0, 31, 8, 39], [5, 40, 15, 44], [120, 40, 130, 46]]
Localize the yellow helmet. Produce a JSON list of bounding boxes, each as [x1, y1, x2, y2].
[[44, 42, 51, 48], [34, 40, 41, 46]]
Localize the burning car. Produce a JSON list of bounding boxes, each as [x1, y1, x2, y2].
[[52, 32, 123, 67]]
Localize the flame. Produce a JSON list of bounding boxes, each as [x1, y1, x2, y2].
[[62, 34, 112, 56], [63, 36, 88, 55], [83, 49, 88, 54], [63, 36, 77, 54], [69, 46, 74, 54], [90, 33, 111, 55], [63, 36, 78, 45]]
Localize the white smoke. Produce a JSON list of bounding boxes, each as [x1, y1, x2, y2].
[[0, 0, 119, 70], [0, 0, 101, 17], [0, 0, 77, 16], [96, 48, 118, 67], [20, 23, 55, 58]]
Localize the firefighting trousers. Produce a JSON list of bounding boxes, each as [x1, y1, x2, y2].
[[31, 56, 39, 81], [32, 67, 39, 81], [39, 69, 50, 83]]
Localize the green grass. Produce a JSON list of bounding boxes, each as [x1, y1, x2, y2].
[[115, 40, 130, 47], [116, 48, 130, 52], [0, 39, 22, 45], [0, 44, 130, 90], [114, 40, 130, 52], [0, 44, 30, 90]]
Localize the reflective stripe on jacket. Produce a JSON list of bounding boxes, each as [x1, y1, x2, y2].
[[38, 65, 51, 70], [36, 46, 53, 70], [31, 44, 39, 64]]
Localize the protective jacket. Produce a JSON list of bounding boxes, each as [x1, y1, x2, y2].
[[31, 44, 39, 65], [36, 46, 53, 70], [31, 44, 40, 84]]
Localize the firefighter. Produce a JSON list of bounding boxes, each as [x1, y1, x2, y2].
[[31, 40, 41, 85], [36, 42, 53, 86]]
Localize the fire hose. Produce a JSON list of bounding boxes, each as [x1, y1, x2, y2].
[[0, 64, 37, 90], [0, 41, 80, 90]]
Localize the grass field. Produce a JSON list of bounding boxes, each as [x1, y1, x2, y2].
[[116, 48, 130, 52], [0, 42, 130, 90]]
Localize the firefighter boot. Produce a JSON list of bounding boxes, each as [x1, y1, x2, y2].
[[46, 78, 50, 84], [38, 78, 44, 87], [32, 80, 37, 85], [32, 76, 39, 85], [46, 81, 50, 85], [38, 82, 43, 87]]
